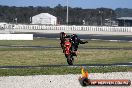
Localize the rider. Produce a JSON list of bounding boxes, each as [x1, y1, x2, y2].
[[61, 33, 71, 53], [71, 34, 88, 55], [60, 33, 67, 49]]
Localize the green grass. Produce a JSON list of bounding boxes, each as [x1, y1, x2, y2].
[[0, 37, 132, 48], [0, 38, 132, 66], [0, 38, 59, 46], [0, 48, 65, 66], [80, 40, 132, 48], [0, 66, 131, 76], [76, 49, 132, 64], [0, 38, 132, 76], [0, 48, 132, 66]]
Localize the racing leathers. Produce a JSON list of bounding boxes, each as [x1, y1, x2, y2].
[[71, 34, 88, 54]]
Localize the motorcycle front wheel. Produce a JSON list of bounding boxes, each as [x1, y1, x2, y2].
[[60, 32, 65, 41]]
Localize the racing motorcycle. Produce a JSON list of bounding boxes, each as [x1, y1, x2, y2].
[[60, 32, 76, 65]]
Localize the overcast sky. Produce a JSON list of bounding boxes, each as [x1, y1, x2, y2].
[[0, 0, 131, 9]]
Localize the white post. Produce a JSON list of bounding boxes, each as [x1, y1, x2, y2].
[[66, 0, 69, 25]]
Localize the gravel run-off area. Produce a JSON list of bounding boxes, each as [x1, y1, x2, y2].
[[0, 72, 132, 88]]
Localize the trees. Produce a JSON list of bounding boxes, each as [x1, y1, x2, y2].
[[0, 4, 118, 25], [115, 8, 132, 17]]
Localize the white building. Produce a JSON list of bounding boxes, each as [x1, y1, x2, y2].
[[32, 13, 57, 25], [0, 22, 8, 29]]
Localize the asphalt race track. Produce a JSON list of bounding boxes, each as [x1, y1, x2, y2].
[[0, 63, 132, 69], [33, 33, 132, 41]]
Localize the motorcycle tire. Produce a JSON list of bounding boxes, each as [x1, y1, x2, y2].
[[79, 77, 90, 86], [67, 55, 74, 65], [60, 32, 65, 41]]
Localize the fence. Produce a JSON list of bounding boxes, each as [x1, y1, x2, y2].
[[2, 24, 132, 35]]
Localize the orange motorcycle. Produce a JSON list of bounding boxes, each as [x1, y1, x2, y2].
[[60, 32, 75, 65]]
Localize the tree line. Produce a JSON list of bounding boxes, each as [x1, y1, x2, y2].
[[0, 4, 132, 25]]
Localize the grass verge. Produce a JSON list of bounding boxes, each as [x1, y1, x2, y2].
[[0, 38, 132, 76], [0, 66, 132, 76], [0, 37, 132, 48], [0, 48, 132, 66]]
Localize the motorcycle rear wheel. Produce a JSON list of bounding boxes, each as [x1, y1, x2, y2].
[[67, 55, 74, 65]]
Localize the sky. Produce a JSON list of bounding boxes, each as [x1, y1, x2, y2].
[[0, 0, 131, 9]]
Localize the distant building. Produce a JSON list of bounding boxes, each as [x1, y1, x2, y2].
[[32, 13, 57, 25], [116, 17, 132, 26], [104, 19, 118, 27], [0, 22, 8, 29]]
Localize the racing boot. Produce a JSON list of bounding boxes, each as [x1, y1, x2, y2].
[[73, 51, 77, 56]]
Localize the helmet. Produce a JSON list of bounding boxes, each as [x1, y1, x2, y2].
[[72, 34, 77, 37]]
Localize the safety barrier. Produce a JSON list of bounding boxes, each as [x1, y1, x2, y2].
[[2, 24, 132, 35], [12, 24, 132, 32]]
